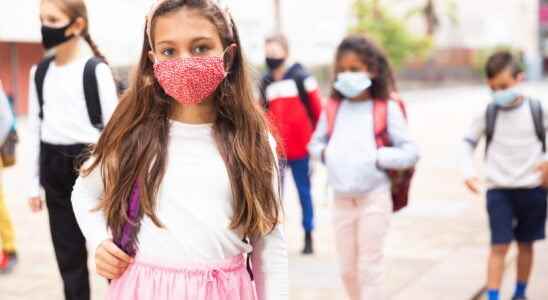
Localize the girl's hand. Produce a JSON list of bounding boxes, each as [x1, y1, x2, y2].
[[95, 239, 133, 280], [464, 177, 481, 194], [28, 196, 44, 212]]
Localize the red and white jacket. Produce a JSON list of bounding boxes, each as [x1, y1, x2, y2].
[[260, 63, 322, 160]]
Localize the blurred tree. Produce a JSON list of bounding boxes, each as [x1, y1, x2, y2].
[[352, 0, 432, 68], [424, 0, 439, 36], [405, 0, 458, 37], [273, 0, 282, 33]]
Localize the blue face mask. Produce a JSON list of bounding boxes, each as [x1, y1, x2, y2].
[[334, 72, 372, 99], [492, 88, 520, 107]]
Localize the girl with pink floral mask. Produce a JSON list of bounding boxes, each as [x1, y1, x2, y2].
[[70, 1, 288, 299]]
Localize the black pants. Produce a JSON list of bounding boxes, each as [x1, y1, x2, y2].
[[40, 142, 90, 300]]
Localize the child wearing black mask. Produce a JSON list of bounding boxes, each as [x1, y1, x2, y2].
[[259, 33, 323, 255], [27, 1, 118, 299]]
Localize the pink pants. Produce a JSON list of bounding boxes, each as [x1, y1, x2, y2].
[[107, 255, 257, 300], [333, 189, 392, 300]]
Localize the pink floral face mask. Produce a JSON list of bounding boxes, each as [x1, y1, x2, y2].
[[153, 55, 227, 105]]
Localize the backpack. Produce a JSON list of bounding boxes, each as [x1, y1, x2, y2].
[[485, 98, 546, 155], [325, 95, 415, 212], [34, 56, 106, 130], [0, 95, 18, 168], [114, 182, 256, 281], [259, 70, 315, 125]]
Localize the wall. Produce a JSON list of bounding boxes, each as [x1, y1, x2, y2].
[[0, 42, 43, 114]]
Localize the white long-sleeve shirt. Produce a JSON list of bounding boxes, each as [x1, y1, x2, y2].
[[71, 121, 288, 300], [0, 88, 14, 146], [308, 99, 419, 196], [461, 98, 548, 189], [27, 55, 118, 197]]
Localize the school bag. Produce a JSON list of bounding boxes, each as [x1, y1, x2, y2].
[[485, 98, 545, 154], [0, 97, 18, 168], [34, 56, 106, 130], [259, 67, 316, 125], [114, 182, 256, 281], [325, 94, 415, 212]]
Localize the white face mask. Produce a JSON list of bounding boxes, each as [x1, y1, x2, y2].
[[492, 87, 521, 107], [334, 72, 372, 98]]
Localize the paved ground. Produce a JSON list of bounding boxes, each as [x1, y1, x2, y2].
[[1, 83, 547, 299]]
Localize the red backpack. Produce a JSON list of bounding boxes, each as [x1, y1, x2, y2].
[[325, 94, 415, 212]]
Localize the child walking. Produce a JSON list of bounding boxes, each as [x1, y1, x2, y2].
[[259, 33, 323, 255], [308, 35, 419, 300], [461, 51, 548, 300], [27, 0, 118, 298], [0, 81, 16, 273], [71, 1, 288, 299]]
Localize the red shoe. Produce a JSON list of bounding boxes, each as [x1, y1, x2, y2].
[[0, 251, 17, 274]]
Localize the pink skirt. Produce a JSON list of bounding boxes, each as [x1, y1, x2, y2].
[[107, 255, 257, 300]]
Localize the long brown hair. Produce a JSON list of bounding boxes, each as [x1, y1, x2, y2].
[[46, 0, 107, 62], [83, 0, 280, 240]]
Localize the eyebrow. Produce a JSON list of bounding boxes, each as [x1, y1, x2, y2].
[[156, 36, 216, 47]]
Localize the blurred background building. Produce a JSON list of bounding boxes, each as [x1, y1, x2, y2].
[[1, 0, 547, 114]]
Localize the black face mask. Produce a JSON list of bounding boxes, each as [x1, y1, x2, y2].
[[41, 21, 75, 50], [265, 57, 285, 70]]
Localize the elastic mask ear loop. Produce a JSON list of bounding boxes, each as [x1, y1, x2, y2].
[[222, 43, 237, 77]]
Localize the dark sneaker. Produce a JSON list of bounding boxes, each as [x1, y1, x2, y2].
[[0, 251, 17, 274], [301, 232, 314, 255], [511, 297, 527, 300]]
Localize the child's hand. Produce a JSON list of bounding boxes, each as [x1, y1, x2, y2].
[[536, 161, 548, 188], [28, 196, 44, 212], [464, 177, 481, 194], [95, 239, 133, 280]]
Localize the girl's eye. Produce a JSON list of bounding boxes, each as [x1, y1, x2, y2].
[[161, 48, 175, 57], [192, 45, 210, 55]]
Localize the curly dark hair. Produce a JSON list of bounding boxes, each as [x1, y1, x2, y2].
[[333, 35, 397, 100]]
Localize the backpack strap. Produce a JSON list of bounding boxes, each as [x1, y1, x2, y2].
[[529, 98, 546, 153], [34, 56, 56, 120], [242, 237, 254, 281], [373, 99, 390, 148], [259, 76, 271, 111], [326, 98, 342, 139], [83, 57, 106, 130], [485, 102, 499, 156], [391, 92, 408, 120], [294, 75, 315, 124], [115, 181, 141, 257]]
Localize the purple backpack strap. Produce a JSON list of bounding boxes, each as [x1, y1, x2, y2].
[[114, 182, 141, 257]]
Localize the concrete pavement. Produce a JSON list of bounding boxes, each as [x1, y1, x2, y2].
[[1, 83, 547, 299]]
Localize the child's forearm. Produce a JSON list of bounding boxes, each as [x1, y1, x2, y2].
[[460, 140, 478, 180]]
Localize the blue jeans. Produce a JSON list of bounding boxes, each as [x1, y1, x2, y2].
[[282, 157, 314, 233]]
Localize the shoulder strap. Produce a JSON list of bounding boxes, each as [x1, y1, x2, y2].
[[242, 237, 255, 281], [391, 92, 408, 120], [83, 57, 105, 130], [115, 181, 141, 257], [485, 102, 499, 155], [529, 98, 546, 153], [326, 98, 341, 139], [259, 76, 271, 110], [34, 56, 55, 120], [373, 99, 390, 148], [294, 75, 315, 123]]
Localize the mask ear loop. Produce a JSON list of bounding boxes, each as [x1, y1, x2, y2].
[[222, 43, 237, 77], [219, 43, 237, 101]]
